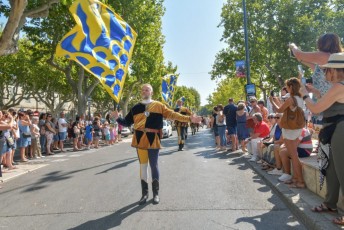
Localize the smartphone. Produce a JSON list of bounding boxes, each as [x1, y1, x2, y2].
[[301, 77, 306, 85], [298, 65, 304, 75], [290, 48, 295, 58]]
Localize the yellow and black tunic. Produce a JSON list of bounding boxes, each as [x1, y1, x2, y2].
[[174, 107, 192, 127], [117, 101, 190, 150]]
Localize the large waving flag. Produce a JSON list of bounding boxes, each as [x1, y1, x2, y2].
[[56, 0, 137, 103], [161, 74, 178, 107]]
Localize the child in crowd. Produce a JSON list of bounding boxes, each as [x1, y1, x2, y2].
[[30, 117, 42, 158], [85, 122, 93, 150], [103, 121, 110, 145]]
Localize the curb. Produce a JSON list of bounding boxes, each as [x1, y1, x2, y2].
[[1, 164, 49, 183], [244, 157, 341, 230]]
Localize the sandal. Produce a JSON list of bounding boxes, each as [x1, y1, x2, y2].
[[288, 182, 306, 189], [333, 216, 344, 225], [284, 179, 296, 185], [311, 203, 337, 213]]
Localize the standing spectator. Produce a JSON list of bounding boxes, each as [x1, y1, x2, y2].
[[117, 114, 123, 142], [1, 111, 16, 170], [30, 116, 42, 158], [103, 121, 110, 145], [236, 103, 250, 152], [45, 113, 56, 155], [72, 119, 81, 151], [58, 112, 68, 152], [300, 53, 344, 225], [269, 77, 306, 189], [223, 98, 238, 151], [17, 111, 32, 162], [93, 117, 102, 148], [216, 104, 227, 151], [51, 117, 59, 151], [210, 106, 220, 149], [85, 121, 93, 150], [9, 110, 19, 166], [0, 111, 14, 187], [39, 113, 47, 154], [258, 100, 269, 124]]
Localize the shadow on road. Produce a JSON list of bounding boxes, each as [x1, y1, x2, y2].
[[68, 201, 150, 230]]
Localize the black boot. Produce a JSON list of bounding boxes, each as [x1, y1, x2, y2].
[[152, 180, 160, 204], [139, 180, 148, 205], [178, 144, 183, 151]]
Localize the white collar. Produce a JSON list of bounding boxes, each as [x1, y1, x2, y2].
[[141, 99, 153, 105]]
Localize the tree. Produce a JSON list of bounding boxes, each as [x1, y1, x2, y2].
[[0, 0, 68, 56], [173, 86, 201, 111], [212, 0, 344, 98]]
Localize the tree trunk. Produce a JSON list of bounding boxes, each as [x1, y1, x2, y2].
[[0, 0, 27, 56]]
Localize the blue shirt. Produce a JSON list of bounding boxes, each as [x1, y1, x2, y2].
[[85, 125, 93, 139], [274, 125, 282, 140], [223, 103, 238, 126]]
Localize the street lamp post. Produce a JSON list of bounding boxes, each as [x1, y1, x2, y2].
[[242, 0, 251, 85]]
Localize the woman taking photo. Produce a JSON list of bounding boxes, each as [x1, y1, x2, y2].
[[300, 53, 344, 226], [17, 111, 32, 162], [269, 78, 305, 189]]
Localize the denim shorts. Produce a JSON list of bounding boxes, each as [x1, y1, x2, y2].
[[17, 137, 29, 148], [53, 134, 59, 141], [227, 126, 237, 135], [1, 140, 10, 155], [59, 132, 67, 141]]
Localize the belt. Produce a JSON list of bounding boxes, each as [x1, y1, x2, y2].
[[135, 128, 160, 133]]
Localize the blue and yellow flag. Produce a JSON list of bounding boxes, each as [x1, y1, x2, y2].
[[56, 0, 137, 103], [161, 74, 178, 107]]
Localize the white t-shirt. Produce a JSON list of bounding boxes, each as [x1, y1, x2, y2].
[[58, 118, 68, 132]]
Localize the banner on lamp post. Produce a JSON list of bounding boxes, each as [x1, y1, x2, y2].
[[235, 60, 245, 77]]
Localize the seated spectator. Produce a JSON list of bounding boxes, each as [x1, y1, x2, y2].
[[257, 113, 283, 165], [277, 128, 313, 183], [245, 113, 270, 162], [261, 114, 285, 173]]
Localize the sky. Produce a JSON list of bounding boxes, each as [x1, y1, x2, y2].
[[0, 0, 227, 106], [162, 0, 226, 105]]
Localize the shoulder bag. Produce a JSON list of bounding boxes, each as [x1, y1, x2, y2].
[[280, 96, 305, 130]]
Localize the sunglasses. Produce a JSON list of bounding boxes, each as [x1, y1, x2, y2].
[[274, 117, 280, 119], [322, 68, 330, 74]]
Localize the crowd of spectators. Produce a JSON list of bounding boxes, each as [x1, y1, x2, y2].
[[208, 32, 344, 225], [0, 109, 124, 178]]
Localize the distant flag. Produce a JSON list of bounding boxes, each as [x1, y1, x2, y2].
[[56, 0, 137, 103], [161, 74, 178, 107]]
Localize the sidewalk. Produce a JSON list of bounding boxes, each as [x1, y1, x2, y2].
[[1, 137, 132, 185], [244, 153, 343, 230]]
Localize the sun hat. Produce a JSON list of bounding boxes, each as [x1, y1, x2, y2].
[[320, 52, 344, 68]]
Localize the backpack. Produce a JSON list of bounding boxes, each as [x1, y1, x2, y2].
[[280, 96, 305, 130]]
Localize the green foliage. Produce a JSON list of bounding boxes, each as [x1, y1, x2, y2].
[[210, 0, 344, 105], [173, 86, 201, 111]]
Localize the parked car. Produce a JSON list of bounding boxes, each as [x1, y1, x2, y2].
[[121, 127, 131, 137], [162, 120, 173, 138]]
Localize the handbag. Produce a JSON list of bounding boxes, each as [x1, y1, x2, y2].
[[22, 132, 31, 138], [280, 96, 305, 130], [5, 135, 15, 148]]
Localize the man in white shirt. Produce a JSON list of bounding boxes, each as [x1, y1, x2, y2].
[[58, 112, 68, 152]]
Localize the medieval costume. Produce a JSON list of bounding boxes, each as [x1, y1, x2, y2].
[[174, 106, 192, 151], [117, 99, 191, 205]]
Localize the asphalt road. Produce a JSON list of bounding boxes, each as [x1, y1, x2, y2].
[[0, 129, 306, 230]]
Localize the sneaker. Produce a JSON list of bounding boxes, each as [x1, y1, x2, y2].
[[243, 153, 252, 159], [256, 159, 263, 164], [278, 173, 292, 182], [249, 156, 258, 162], [268, 168, 283, 175]]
